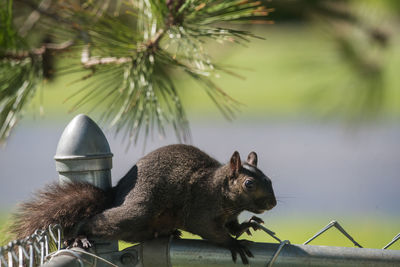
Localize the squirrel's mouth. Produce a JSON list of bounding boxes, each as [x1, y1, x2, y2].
[[254, 197, 277, 213], [253, 208, 266, 214]]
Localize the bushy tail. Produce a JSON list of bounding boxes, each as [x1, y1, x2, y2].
[[12, 182, 113, 240]]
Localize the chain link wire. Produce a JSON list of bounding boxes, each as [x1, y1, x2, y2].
[[1, 225, 118, 267], [0, 225, 62, 267], [303, 220, 362, 247]]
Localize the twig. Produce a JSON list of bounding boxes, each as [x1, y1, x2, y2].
[[81, 25, 166, 68], [1, 40, 74, 61], [80, 0, 186, 69], [80, 45, 132, 68]]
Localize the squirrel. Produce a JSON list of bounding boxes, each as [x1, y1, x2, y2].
[[12, 144, 276, 264]]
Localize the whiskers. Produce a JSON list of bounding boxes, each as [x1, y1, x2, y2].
[[274, 195, 297, 205]]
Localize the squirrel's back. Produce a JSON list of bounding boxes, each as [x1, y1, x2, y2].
[[12, 182, 112, 239], [137, 144, 221, 180], [11, 145, 219, 240], [133, 144, 221, 198]]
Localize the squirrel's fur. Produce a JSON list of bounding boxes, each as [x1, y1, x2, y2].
[[11, 144, 276, 264], [12, 182, 113, 240]]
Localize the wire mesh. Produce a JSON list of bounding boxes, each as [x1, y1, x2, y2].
[[0, 225, 62, 267]]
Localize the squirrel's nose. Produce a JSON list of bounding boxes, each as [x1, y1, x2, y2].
[[267, 197, 277, 210], [257, 195, 276, 210]]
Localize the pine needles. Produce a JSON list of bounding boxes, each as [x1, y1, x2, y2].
[[0, 0, 272, 144], [0, 58, 41, 141], [0, 0, 40, 142]]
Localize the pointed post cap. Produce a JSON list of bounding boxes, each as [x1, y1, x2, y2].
[[54, 114, 113, 189]]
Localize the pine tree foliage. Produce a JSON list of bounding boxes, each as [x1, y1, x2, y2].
[[2, 1, 393, 145], [0, 0, 273, 144], [0, 0, 42, 142]]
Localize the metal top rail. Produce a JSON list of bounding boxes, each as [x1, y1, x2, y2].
[[39, 237, 400, 267], [2, 221, 399, 267]]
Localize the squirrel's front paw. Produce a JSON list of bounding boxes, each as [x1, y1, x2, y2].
[[235, 216, 265, 238], [247, 215, 264, 233], [228, 239, 253, 265], [249, 215, 264, 225], [64, 236, 92, 249]]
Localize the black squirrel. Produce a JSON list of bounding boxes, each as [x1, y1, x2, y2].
[[12, 144, 276, 264]]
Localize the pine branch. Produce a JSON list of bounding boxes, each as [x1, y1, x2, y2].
[[59, 0, 268, 144], [1, 40, 73, 61], [0, 59, 41, 142], [80, 45, 131, 68], [1, 0, 274, 144]]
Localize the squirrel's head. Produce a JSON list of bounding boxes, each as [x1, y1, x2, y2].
[[228, 151, 277, 214]]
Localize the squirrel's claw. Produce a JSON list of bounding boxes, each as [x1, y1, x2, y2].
[[79, 237, 92, 249], [249, 215, 264, 225], [235, 216, 265, 238], [228, 239, 253, 265], [247, 216, 264, 232], [64, 236, 92, 249]]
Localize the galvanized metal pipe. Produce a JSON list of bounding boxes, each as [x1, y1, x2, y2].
[[144, 238, 400, 267], [41, 248, 94, 267], [41, 238, 400, 267]]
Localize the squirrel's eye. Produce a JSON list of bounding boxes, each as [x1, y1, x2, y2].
[[244, 179, 254, 189]]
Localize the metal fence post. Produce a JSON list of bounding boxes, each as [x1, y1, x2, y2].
[[54, 114, 113, 190], [44, 114, 119, 266]]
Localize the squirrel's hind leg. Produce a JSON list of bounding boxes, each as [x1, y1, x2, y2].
[[78, 203, 156, 242]]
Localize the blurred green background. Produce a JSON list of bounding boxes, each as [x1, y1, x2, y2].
[[1, 0, 399, 250]]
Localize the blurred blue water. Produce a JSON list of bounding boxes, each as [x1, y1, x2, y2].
[[0, 117, 399, 220]]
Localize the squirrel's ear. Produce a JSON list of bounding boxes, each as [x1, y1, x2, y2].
[[230, 151, 241, 176], [246, 151, 258, 167]]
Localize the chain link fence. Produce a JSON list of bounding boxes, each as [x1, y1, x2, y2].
[[0, 225, 62, 267], [1, 220, 399, 267]]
